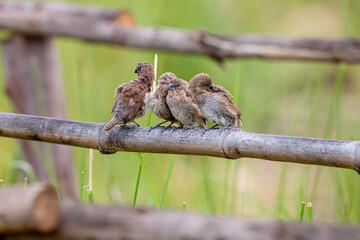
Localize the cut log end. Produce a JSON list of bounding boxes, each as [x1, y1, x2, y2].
[[32, 186, 60, 233], [0, 183, 60, 234]]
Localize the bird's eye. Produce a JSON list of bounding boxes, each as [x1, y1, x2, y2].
[[176, 84, 180, 87], [204, 81, 209, 86]]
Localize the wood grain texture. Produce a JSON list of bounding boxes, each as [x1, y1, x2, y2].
[[0, 183, 59, 234], [0, 112, 359, 173], [0, 3, 358, 63], [0, 1, 133, 24], [1, 202, 360, 240]]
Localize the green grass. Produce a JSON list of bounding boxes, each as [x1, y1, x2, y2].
[[160, 155, 177, 206], [299, 201, 306, 222], [132, 164, 142, 207], [137, 152, 159, 207], [0, 0, 359, 225], [307, 202, 313, 223], [89, 190, 95, 204], [80, 171, 84, 201]]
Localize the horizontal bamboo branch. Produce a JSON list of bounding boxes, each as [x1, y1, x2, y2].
[[0, 112, 359, 173], [0, 2, 359, 63], [1, 201, 360, 240]]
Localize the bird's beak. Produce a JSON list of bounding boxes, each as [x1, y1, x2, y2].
[[134, 67, 139, 74], [167, 83, 175, 90], [207, 85, 214, 92]]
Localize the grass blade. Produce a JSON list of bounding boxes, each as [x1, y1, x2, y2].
[[299, 201, 306, 222], [89, 191, 94, 204], [0, 179, 2, 188], [307, 202, 313, 223], [137, 152, 159, 207], [132, 164, 142, 207], [80, 171, 84, 201], [160, 154, 177, 206], [89, 149, 94, 204], [182, 201, 186, 212]]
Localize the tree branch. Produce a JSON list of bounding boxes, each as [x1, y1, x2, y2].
[[0, 183, 59, 233], [0, 2, 359, 63], [1, 201, 360, 240], [0, 112, 359, 173]]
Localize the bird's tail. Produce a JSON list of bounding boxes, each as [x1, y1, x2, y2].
[[236, 117, 243, 128], [103, 118, 119, 131], [198, 119, 207, 129]]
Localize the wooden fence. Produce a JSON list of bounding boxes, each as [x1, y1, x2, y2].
[[1, 184, 360, 240], [0, 1, 359, 239]]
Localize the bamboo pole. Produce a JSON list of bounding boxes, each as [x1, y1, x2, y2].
[[1, 202, 360, 240], [0, 112, 359, 173], [0, 3, 359, 63], [0, 183, 59, 233]]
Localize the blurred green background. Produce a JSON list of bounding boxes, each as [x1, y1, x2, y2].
[[1, 0, 360, 224]]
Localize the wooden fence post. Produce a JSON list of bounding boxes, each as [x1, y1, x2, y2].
[[1, 34, 77, 200]]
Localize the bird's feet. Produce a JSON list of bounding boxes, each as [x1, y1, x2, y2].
[[175, 124, 184, 130], [219, 120, 233, 134], [149, 120, 167, 132], [202, 124, 220, 134], [184, 121, 199, 131], [161, 122, 176, 132], [132, 121, 141, 127]]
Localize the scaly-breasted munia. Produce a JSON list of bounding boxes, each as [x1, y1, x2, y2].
[[189, 73, 242, 131], [103, 62, 155, 131], [166, 77, 206, 129], [144, 72, 179, 129]]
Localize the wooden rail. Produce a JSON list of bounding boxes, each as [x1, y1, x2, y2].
[[1, 184, 360, 240], [1, 112, 359, 173], [0, 1, 359, 63]]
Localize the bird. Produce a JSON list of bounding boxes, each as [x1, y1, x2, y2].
[[144, 72, 180, 129], [166, 77, 206, 129], [189, 73, 242, 132], [103, 62, 155, 131]]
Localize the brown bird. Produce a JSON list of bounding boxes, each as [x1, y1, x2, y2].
[[144, 72, 179, 129], [189, 73, 242, 132], [103, 62, 155, 131], [166, 77, 206, 129]]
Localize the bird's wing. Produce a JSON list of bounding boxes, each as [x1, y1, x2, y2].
[[111, 83, 127, 113], [213, 84, 234, 102], [185, 94, 207, 128], [113, 83, 127, 98], [213, 84, 243, 117], [119, 81, 148, 120]]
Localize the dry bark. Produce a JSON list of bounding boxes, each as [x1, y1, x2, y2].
[[0, 1, 132, 23], [1, 202, 360, 240], [0, 4, 358, 63], [0, 112, 359, 173], [1, 35, 77, 200], [0, 183, 59, 234]]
